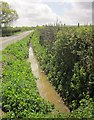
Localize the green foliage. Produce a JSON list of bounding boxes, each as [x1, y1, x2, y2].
[[1, 34, 53, 118], [2, 27, 21, 37], [2, 25, 93, 118], [69, 97, 94, 118], [2, 27, 33, 37], [0, 1, 18, 27], [31, 25, 94, 118]]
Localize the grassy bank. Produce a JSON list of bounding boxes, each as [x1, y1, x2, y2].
[[1, 33, 53, 118]]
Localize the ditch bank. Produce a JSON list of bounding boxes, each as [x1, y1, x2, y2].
[[28, 45, 70, 114]]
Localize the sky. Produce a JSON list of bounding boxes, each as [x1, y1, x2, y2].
[[2, 0, 93, 26]]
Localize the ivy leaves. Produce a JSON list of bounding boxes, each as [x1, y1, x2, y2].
[[32, 25, 94, 118], [2, 34, 52, 118]]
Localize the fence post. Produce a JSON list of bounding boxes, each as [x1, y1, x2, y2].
[[78, 23, 80, 27]]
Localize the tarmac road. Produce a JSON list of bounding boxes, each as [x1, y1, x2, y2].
[[0, 30, 32, 50]]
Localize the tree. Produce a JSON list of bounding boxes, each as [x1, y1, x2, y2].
[[0, 1, 18, 27]]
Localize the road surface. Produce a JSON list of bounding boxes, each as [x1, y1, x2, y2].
[[0, 31, 32, 50]]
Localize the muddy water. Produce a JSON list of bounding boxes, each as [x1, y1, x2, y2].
[[0, 109, 4, 118], [28, 46, 70, 113]]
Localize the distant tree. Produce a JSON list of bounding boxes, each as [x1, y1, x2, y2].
[[0, 1, 18, 27]]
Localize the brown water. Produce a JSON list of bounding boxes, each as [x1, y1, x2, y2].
[[0, 109, 4, 119], [28, 46, 70, 113]]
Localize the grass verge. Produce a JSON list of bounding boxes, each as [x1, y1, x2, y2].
[[1, 33, 53, 118]]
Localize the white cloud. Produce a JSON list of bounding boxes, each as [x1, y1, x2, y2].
[[3, 0, 58, 26], [2, 0, 93, 26], [59, 2, 92, 25], [43, 0, 93, 2], [15, 3, 57, 26]]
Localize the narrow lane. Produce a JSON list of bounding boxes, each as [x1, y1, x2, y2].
[[0, 31, 33, 50]]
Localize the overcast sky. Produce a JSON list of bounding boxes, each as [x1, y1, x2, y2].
[[2, 0, 93, 26]]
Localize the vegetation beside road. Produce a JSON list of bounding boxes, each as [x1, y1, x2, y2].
[[2, 26, 34, 37], [1, 34, 53, 118], [1, 0, 94, 119], [31, 25, 94, 118], [1, 25, 94, 119]]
